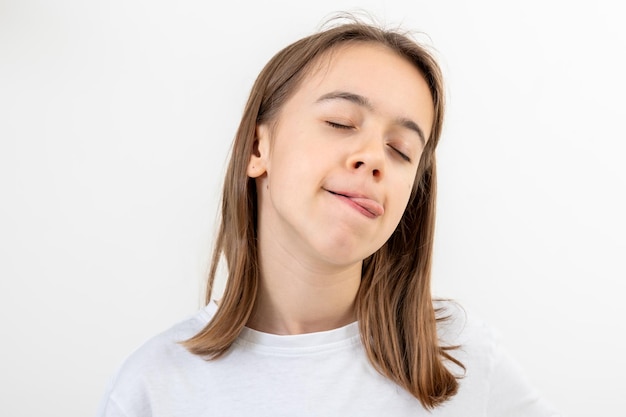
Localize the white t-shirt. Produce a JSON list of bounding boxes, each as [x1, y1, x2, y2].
[[96, 301, 559, 417]]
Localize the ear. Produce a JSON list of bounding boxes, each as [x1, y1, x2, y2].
[[247, 123, 271, 178]]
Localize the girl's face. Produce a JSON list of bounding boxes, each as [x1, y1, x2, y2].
[[248, 42, 434, 269]]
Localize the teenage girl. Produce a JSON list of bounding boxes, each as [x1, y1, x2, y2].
[[97, 18, 560, 417]]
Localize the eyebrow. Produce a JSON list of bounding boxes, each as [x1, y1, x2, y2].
[[315, 91, 427, 145]]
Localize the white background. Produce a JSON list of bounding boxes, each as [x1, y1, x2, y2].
[[1, 1, 625, 416]]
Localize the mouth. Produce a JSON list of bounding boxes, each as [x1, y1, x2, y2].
[[326, 189, 384, 218]]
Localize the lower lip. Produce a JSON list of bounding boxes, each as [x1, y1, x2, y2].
[[331, 192, 378, 219]]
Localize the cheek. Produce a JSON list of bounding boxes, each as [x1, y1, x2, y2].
[[398, 172, 417, 202], [389, 176, 416, 222], [265, 148, 315, 201]]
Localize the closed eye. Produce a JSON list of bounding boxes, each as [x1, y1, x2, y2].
[[326, 121, 354, 130], [390, 146, 411, 163]]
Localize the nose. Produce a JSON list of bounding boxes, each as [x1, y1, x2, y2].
[[347, 138, 385, 179]]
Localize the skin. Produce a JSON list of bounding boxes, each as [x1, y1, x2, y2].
[[246, 42, 435, 335]]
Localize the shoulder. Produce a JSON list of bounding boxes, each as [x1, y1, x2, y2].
[[434, 300, 508, 382], [433, 300, 561, 417], [96, 305, 216, 416], [434, 300, 503, 387], [118, 305, 213, 373], [434, 299, 498, 354]]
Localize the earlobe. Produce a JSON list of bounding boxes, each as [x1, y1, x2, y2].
[[247, 124, 270, 178]]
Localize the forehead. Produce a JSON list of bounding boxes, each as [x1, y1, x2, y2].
[[313, 42, 424, 81]]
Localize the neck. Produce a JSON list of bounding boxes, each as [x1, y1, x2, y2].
[[246, 236, 362, 335]]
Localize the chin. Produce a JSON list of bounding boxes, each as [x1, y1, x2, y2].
[[315, 242, 380, 268], [306, 227, 388, 267]]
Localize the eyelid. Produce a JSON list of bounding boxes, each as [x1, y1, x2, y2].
[[326, 120, 354, 129], [325, 117, 414, 162], [390, 146, 411, 162]]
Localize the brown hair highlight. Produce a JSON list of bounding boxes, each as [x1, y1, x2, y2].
[[183, 17, 463, 409]]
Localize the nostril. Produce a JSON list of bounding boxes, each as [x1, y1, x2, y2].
[[353, 161, 381, 177]]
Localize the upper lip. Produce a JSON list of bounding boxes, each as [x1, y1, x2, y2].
[[324, 188, 385, 217]]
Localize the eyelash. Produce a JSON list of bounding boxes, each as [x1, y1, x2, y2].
[[391, 147, 411, 163], [326, 121, 353, 130], [326, 120, 411, 163]]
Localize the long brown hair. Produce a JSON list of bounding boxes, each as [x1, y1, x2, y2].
[[184, 17, 463, 409]]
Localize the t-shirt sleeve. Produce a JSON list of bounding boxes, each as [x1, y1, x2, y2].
[[436, 301, 561, 417], [95, 364, 149, 417], [486, 340, 561, 417], [96, 395, 131, 417]]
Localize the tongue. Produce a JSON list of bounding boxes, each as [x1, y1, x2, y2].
[[349, 197, 384, 217]]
